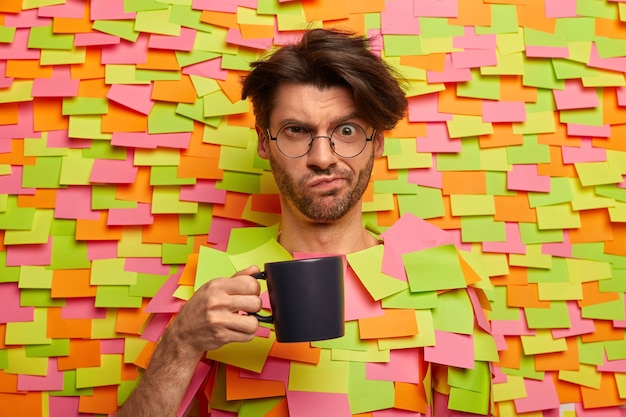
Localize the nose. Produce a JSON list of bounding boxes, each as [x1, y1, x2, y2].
[[306, 136, 337, 169]]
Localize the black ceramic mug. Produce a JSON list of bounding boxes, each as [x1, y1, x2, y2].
[[252, 256, 345, 343]]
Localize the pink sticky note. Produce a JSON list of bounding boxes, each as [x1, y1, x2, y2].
[[182, 57, 229, 81], [514, 373, 560, 413], [588, 42, 626, 73], [366, 348, 421, 383], [0, 102, 39, 140], [551, 301, 595, 338], [18, 358, 64, 392], [424, 331, 474, 368], [145, 272, 185, 314], [451, 49, 497, 69], [408, 163, 443, 188], [441, 229, 472, 252], [343, 262, 385, 321], [32, 67, 79, 97], [180, 180, 227, 204], [0, 29, 40, 59], [542, 230, 572, 257], [525, 45, 569, 58], [553, 79, 599, 110], [0, 283, 35, 323], [149, 27, 197, 51], [544, 0, 577, 17], [408, 94, 453, 123], [75, 32, 121, 47], [286, 391, 351, 417], [61, 298, 106, 319], [191, 0, 257, 12], [453, 27, 496, 50], [47, 130, 91, 149], [3, 9, 50, 28], [101, 339, 125, 354], [598, 354, 626, 373], [101, 34, 149, 64], [87, 240, 119, 261], [426, 54, 472, 83], [226, 28, 273, 50], [507, 164, 551, 193], [6, 238, 52, 267], [107, 203, 154, 226], [482, 223, 526, 254], [141, 312, 175, 343], [125, 258, 172, 275], [562, 138, 607, 164], [0, 61, 13, 88], [567, 123, 611, 138], [90, 156, 139, 184], [38, 0, 85, 18], [416, 123, 462, 153], [177, 361, 213, 417], [372, 408, 423, 417], [413, 0, 458, 17], [208, 217, 255, 250], [617, 86, 626, 106], [240, 357, 290, 383], [90, 0, 135, 19], [467, 287, 491, 334], [107, 84, 154, 115], [381, 0, 421, 35], [575, 402, 624, 417], [0, 166, 36, 195], [50, 396, 81, 417], [482, 101, 527, 123], [55, 186, 100, 220]]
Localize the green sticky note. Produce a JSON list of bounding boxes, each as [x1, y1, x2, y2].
[[60, 149, 95, 185], [536, 203, 581, 230], [523, 58, 565, 90], [169, 4, 214, 33], [348, 362, 394, 413], [0, 25, 15, 43], [51, 235, 90, 269], [605, 338, 626, 361], [179, 204, 213, 235], [5, 348, 49, 376], [136, 68, 181, 82], [566, 258, 612, 283], [527, 257, 569, 283], [506, 135, 550, 164], [381, 35, 423, 56], [219, 143, 265, 174], [24, 134, 69, 157], [92, 185, 136, 210], [6, 212, 52, 251], [83, 141, 127, 160], [205, 333, 275, 373], [223, 223, 279, 256], [528, 177, 573, 207], [117, 229, 162, 258], [68, 115, 112, 140], [203, 122, 251, 149], [40, 47, 87, 66], [599, 267, 626, 292], [525, 301, 571, 329], [91, 310, 119, 339], [20, 289, 66, 308], [559, 363, 602, 389], [481, 51, 524, 76], [0, 80, 33, 104], [347, 245, 408, 301], [512, 111, 556, 135], [519, 222, 563, 244], [537, 282, 583, 301], [91, 258, 138, 286], [76, 354, 123, 388], [475, 4, 519, 35], [194, 27, 238, 54], [488, 286, 521, 321], [228, 238, 292, 273], [432, 289, 474, 334], [28, 24, 74, 50], [450, 194, 496, 216], [387, 144, 431, 169], [575, 161, 623, 187], [238, 398, 284, 417], [176, 99, 223, 127], [437, 138, 482, 171], [582, 292, 624, 321], [129, 273, 170, 297], [560, 103, 604, 128], [105, 64, 150, 85], [95, 286, 143, 308], [22, 156, 63, 188], [289, 349, 349, 393], [331, 342, 391, 363], [447, 115, 494, 138], [18, 266, 53, 289], [150, 166, 196, 186], [0, 196, 36, 230], [312, 321, 369, 352], [481, 148, 513, 173], [457, 69, 500, 100], [135, 9, 181, 36], [501, 352, 545, 381], [448, 361, 491, 415], [92, 19, 139, 42], [577, 0, 619, 19], [403, 244, 467, 292], [152, 186, 198, 214], [398, 187, 446, 220], [474, 330, 500, 362], [203, 90, 249, 117], [0, 252, 20, 283], [5, 308, 51, 345], [149, 102, 194, 133], [461, 215, 507, 243], [382, 288, 438, 310], [63, 97, 109, 115], [195, 245, 237, 290], [25, 339, 70, 358], [552, 58, 599, 80], [510, 244, 552, 269], [524, 26, 567, 47]]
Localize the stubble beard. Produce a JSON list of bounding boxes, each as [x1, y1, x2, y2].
[[269, 152, 374, 223]]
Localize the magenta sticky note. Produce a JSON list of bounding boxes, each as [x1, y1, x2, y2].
[[55, 186, 100, 220], [107, 203, 154, 226], [6, 238, 52, 267], [17, 358, 64, 391], [0, 283, 35, 323], [424, 331, 474, 369], [286, 391, 351, 417], [381, 0, 421, 35], [107, 84, 154, 115], [180, 180, 227, 204], [416, 123, 462, 153], [513, 373, 561, 413], [366, 348, 421, 383], [507, 164, 551, 193], [149, 27, 197, 52]]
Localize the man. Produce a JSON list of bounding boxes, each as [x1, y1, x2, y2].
[[117, 28, 492, 417]]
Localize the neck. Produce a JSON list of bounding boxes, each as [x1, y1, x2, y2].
[[277, 202, 379, 255]]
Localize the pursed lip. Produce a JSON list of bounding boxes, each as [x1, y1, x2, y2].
[[307, 176, 345, 188]]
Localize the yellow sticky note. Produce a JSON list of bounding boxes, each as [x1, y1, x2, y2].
[[480, 147, 513, 171], [509, 244, 552, 269], [91, 258, 138, 286], [5, 308, 51, 345], [521, 329, 567, 355], [203, 121, 251, 149], [195, 246, 237, 291], [575, 161, 623, 186], [362, 193, 395, 212], [91, 310, 119, 339], [0, 80, 33, 104], [446, 115, 494, 138], [450, 194, 496, 216], [228, 238, 292, 272], [536, 203, 581, 230], [289, 349, 349, 393], [40, 47, 87, 66], [492, 374, 528, 403], [18, 266, 53, 289], [60, 149, 95, 185], [203, 90, 249, 117], [386, 139, 432, 169], [5, 347, 49, 376], [152, 186, 198, 214], [512, 111, 556, 135], [76, 354, 123, 388], [205, 333, 275, 373], [609, 202, 626, 222], [117, 228, 162, 258], [559, 363, 602, 389], [68, 115, 112, 140], [537, 282, 583, 301], [4, 209, 54, 245], [135, 9, 181, 36], [105, 65, 150, 85], [566, 258, 612, 283], [347, 245, 408, 301]]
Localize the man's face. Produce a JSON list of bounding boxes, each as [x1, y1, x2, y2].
[[257, 83, 384, 223]]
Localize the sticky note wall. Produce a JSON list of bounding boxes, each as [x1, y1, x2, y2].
[[1, 0, 626, 416]]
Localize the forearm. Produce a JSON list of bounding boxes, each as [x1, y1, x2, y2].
[[116, 326, 204, 417]]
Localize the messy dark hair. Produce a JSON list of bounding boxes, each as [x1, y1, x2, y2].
[[241, 28, 408, 132]]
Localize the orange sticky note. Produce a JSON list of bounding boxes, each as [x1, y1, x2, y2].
[[494, 193, 538, 223], [142, 215, 187, 245], [75, 212, 124, 241], [358, 309, 418, 339], [178, 155, 223, 180], [515, 0, 556, 33], [47, 307, 92, 339], [217, 70, 248, 104], [152, 75, 197, 104], [116, 299, 151, 335], [448, 0, 491, 26], [399, 53, 446, 72], [0, 393, 42, 416], [34, 97, 69, 131], [51, 269, 97, 298], [568, 209, 614, 244], [18, 188, 57, 209], [500, 75, 537, 103], [101, 102, 148, 133], [580, 373, 626, 408], [79, 385, 119, 415], [0, 103, 19, 125], [212, 192, 249, 220], [116, 166, 153, 204], [442, 171, 486, 195], [479, 123, 524, 149], [269, 341, 321, 365], [57, 340, 102, 371], [137, 49, 180, 71], [537, 145, 578, 178], [535, 337, 579, 371], [225, 364, 285, 401], [394, 381, 428, 413], [439, 87, 483, 116]]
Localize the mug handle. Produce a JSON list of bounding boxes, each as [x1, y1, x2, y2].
[[251, 271, 273, 323]]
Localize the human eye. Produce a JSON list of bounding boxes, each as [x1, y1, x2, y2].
[[280, 124, 310, 140], [333, 123, 362, 142]]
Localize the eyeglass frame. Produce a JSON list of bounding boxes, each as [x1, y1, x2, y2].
[[265, 122, 377, 159]]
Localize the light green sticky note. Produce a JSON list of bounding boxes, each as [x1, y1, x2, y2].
[[162, 238, 195, 265], [387, 141, 431, 169], [476, 4, 519, 35], [5, 348, 49, 376], [169, 4, 213, 33], [194, 27, 238, 54], [203, 122, 251, 148], [527, 257, 569, 283], [105, 64, 150, 85], [312, 321, 369, 352], [510, 244, 552, 269], [448, 361, 491, 414], [76, 354, 123, 388], [60, 149, 95, 185], [381, 35, 423, 56], [95, 286, 143, 308], [347, 245, 408, 301], [536, 203, 581, 230], [450, 194, 496, 216], [474, 330, 500, 362], [25, 338, 70, 358], [605, 338, 626, 361], [91, 310, 118, 339], [150, 166, 196, 186], [68, 115, 112, 140], [0, 196, 35, 230], [223, 223, 277, 255], [506, 136, 550, 164], [583, 68, 626, 88], [40, 47, 87, 66], [492, 374, 527, 403], [519, 221, 563, 244], [4, 208, 53, 245], [437, 138, 482, 171], [91, 258, 138, 286], [135, 9, 181, 36], [457, 69, 500, 100], [24, 134, 69, 157], [537, 282, 583, 301], [481, 148, 513, 172], [525, 301, 571, 329], [501, 353, 545, 380], [461, 215, 507, 243], [51, 235, 90, 270], [203, 90, 249, 117], [609, 202, 626, 221], [523, 57, 565, 90], [559, 363, 602, 389], [481, 51, 524, 76], [63, 97, 109, 115], [398, 187, 446, 220], [575, 161, 623, 187], [190, 75, 221, 98], [432, 289, 474, 335], [528, 177, 573, 208], [0, 25, 16, 43], [28, 24, 74, 50], [565, 258, 612, 283], [582, 292, 624, 321], [149, 102, 194, 133], [205, 333, 275, 373], [92, 185, 136, 210], [480, 252, 510, 278], [134, 147, 180, 166], [152, 186, 198, 214], [403, 244, 467, 292], [289, 349, 349, 393], [20, 289, 65, 308], [348, 361, 395, 414], [22, 156, 63, 188], [489, 286, 521, 321], [195, 245, 237, 290], [599, 267, 626, 292], [447, 115, 493, 138], [92, 19, 139, 42], [123, 336, 148, 364], [129, 273, 170, 297], [228, 238, 292, 272], [176, 98, 223, 127], [179, 204, 213, 236], [219, 143, 265, 174], [18, 266, 53, 289], [117, 228, 162, 258], [521, 329, 568, 355], [0, 80, 33, 104], [330, 342, 390, 363], [512, 111, 556, 135], [5, 308, 51, 345]]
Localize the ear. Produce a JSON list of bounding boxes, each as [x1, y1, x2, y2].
[[256, 126, 270, 159], [373, 130, 384, 158]]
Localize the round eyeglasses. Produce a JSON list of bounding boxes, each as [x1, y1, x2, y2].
[[267, 122, 376, 158]]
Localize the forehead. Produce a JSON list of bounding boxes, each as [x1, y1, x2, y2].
[[270, 83, 360, 126]]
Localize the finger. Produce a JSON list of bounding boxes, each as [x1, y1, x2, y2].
[[228, 294, 263, 314], [234, 265, 261, 277]]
